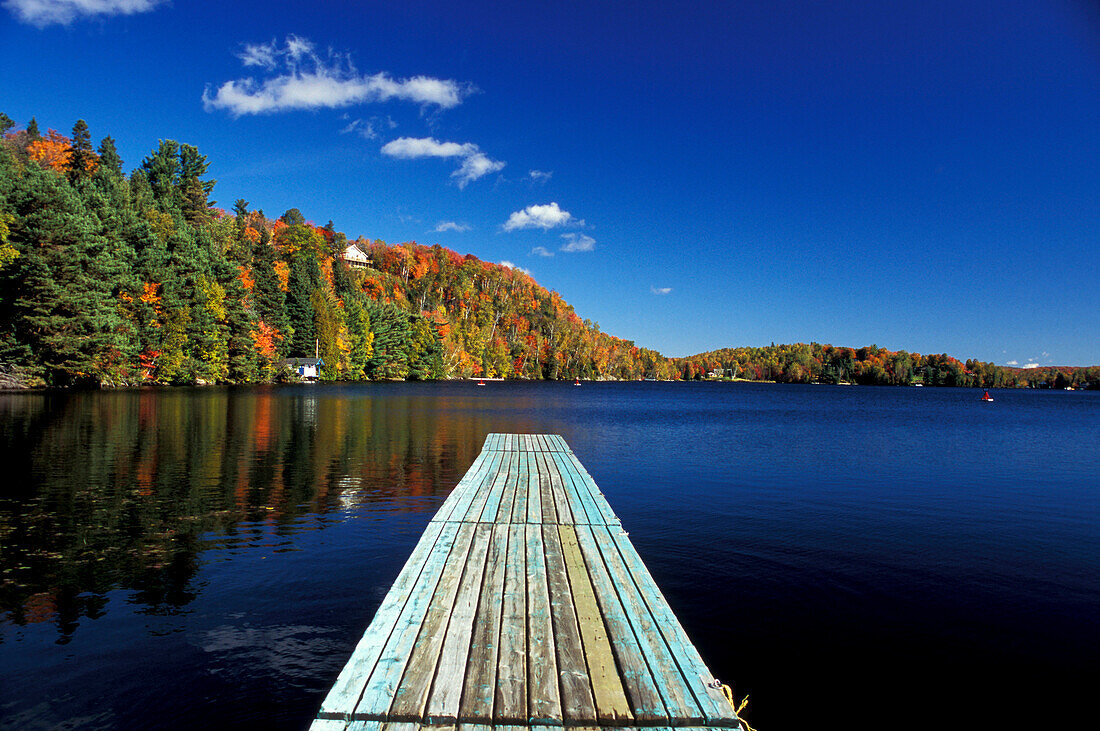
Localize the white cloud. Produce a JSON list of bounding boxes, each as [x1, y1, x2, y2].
[[434, 221, 470, 233], [530, 246, 554, 257], [651, 286, 672, 295], [528, 170, 552, 183], [1006, 360, 1018, 366], [560, 233, 596, 252], [500, 261, 531, 275], [340, 118, 377, 140], [204, 36, 471, 115], [4, 0, 162, 26], [502, 202, 582, 231], [381, 136, 504, 188], [1023, 363, 1040, 369]]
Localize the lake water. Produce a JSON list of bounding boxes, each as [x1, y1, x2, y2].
[[0, 382, 1097, 730]]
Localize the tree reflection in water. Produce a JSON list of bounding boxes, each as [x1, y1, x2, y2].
[[0, 384, 498, 640]]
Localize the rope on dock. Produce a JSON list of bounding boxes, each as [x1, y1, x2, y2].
[[712, 678, 758, 731]]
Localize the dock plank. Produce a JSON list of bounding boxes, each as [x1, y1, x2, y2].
[[494, 524, 527, 724], [559, 525, 633, 724], [543, 524, 597, 724], [387, 522, 478, 720], [607, 528, 737, 725], [459, 525, 509, 722], [575, 525, 668, 724], [426, 523, 493, 723], [525, 524, 562, 724]]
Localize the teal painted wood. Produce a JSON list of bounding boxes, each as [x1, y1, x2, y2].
[[524, 524, 562, 723], [476, 463, 508, 524], [463, 451, 503, 524], [541, 523, 597, 724], [342, 722, 382, 731], [607, 528, 738, 726], [426, 523, 494, 723], [534, 452, 558, 525], [451, 451, 505, 524], [318, 519, 448, 719], [561, 454, 619, 527], [589, 526, 706, 724], [543, 449, 573, 524], [433, 450, 493, 523], [460, 524, 509, 722], [510, 450, 529, 524], [495, 453, 519, 527], [525, 448, 543, 525], [389, 522, 479, 720], [309, 719, 347, 730], [574, 525, 668, 724], [549, 451, 599, 525], [495, 523, 527, 723], [351, 522, 464, 719]]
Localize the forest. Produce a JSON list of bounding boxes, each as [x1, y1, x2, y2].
[[0, 114, 1095, 390], [676, 343, 1099, 389], [0, 114, 667, 387]]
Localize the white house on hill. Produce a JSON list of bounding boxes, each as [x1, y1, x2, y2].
[[343, 244, 371, 269]]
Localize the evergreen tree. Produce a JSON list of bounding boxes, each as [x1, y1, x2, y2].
[[286, 251, 321, 356], [252, 227, 291, 356], [97, 136, 123, 178], [0, 113, 13, 136], [26, 117, 39, 140], [67, 119, 95, 183]]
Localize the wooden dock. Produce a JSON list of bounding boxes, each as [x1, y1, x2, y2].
[[312, 433, 742, 731]]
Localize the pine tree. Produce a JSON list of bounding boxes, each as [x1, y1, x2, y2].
[[0, 113, 13, 136], [97, 136, 123, 178], [251, 227, 291, 356], [26, 117, 39, 140], [67, 119, 95, 183], [286, 252, 321, 357]]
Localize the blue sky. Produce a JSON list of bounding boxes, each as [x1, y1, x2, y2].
[[2, 0, 1098, 364]]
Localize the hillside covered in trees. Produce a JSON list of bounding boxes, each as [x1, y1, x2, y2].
[[1, 114, 1095, 390], [676, 343, 1099, 389], [0, 114, 668, 387]]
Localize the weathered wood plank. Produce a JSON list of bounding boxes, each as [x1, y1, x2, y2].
[[536, 451, 558, 525], [442, 451, 502, 524], [562, 453, 620, 527], [525, 446, 543, 524], [317, 433, 743, 731], [474, 464, 508, 524], [544, 448, 573, 525], [388, 523, 479, 720], [351, 523, 463, 719], [459, 525, 508, 722], [508, 450, 527, 524], [591, 526, 705, 724], [559, 525, 633, 724], [575, 525, 668, 724], [425, 523, 493, 722], [607, 527, 738, 725], [318, 520, 448, 719], [431, 450, 490, 523], [543, 524, 597, 724], [494, 524, 527, 723], [525, 524, 562, 724], [461, 451, 503, 524], [309, 720, 347, 731], [550, 451, 597, 525]]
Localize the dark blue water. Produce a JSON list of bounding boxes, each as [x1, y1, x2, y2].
[[1, 383, 1096, 730]]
